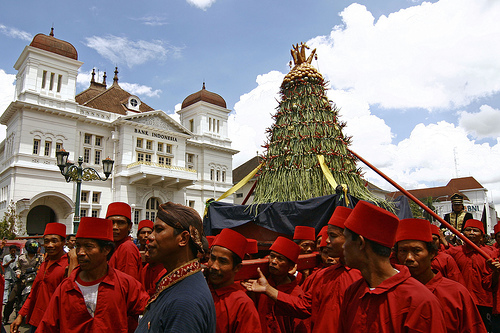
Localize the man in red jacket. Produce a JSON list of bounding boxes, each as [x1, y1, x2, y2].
[[429, 223, 466, 284], [242, 206, 361, 333], [446, 218, 495, 330], [207, 228, 260, 333], [395, 218, 486, 333], [11, 222, 67, 333], [37, 217, 148, 332], [106, 202, 142, 280], [339, 201, 446, 332]]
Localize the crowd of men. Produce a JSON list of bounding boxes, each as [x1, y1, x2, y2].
[[0, 193, 500, 332]]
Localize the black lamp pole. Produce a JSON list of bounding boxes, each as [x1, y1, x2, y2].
[[56, 150, 114, 232]]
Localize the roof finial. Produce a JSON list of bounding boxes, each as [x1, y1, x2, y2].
[[102, 71, 107, 86], [202, 81, 206, 90], [91, 68, 96, 83], [113, 67, 119, 85], [49, 27, 54, 37]]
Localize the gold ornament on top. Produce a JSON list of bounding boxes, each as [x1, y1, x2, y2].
[[283, 43, 323, 86]]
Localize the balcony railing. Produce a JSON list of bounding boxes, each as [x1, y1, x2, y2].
[[127, 161, 196, 173]]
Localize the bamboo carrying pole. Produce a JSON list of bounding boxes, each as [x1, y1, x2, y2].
[[349, 149, 492, 260]]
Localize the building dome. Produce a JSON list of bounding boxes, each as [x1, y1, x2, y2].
[[30, 28, 78, 60], [181, 83, 226, 109]]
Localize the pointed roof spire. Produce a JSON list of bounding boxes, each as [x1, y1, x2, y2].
[[113, 67, 119, 85], [91, 68, 96, 83], [202, 81, 206, 90], [102, 71, 107, 86], [49, 27, 54, 37]]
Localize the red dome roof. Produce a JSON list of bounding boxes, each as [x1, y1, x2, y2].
[[30, 29, 78, 60], [181, 83, 226, 109]]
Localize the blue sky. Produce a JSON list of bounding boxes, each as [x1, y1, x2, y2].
[[2, 0, 500, 211]]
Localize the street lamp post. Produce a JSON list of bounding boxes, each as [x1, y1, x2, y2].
[[56, 149, 114, 232]]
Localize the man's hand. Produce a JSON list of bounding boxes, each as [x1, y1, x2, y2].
[[241, 268, 279, 301], [487, 258, 500, 272], [10, 314, 24, 333], [241, 267, 269, 293]]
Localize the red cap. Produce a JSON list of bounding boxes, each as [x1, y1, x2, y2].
[[319, 226, 328, 248], [212, 229, 248, 260], [270, 236, 301, 263], [328, 206, 353, 229], [206, 236, 216, 248], [106, 202, 131, 220], [494, 223, 500, 236], [344, 201, 399, 248], [138, 220, 154, 231], [246, 239, 258, 254], [44, 223, 66, 238], [76, 217, 113, 241], [464, 219, 485, 234], [430, 224, 440, 236], [395, 219, 432, 243], [293, 226, 315, 241]]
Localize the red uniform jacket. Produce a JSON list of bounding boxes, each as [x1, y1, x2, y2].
[[140, 262, 166, 297], [426, 271, 486, 333], [19, 253, 68, 327], [431, 251, 466, 285], [446, 244, 493, 307], [210, 282, 261, 333], [481, 251, 500, 314], [338, 265, 446, 332], [109, 236, 142, 281], [276, 262, 362, 333], [255, 274, 306, 333], [38, 266, 149, 333]]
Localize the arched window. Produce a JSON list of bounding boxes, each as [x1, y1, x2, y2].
[[146, 197, 160, 221]]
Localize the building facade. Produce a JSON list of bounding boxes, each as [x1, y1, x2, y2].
[[0, 30, 237, 235]]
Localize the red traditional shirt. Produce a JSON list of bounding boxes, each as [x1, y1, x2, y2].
[[338, 265, 446, 332], [38, 266, 149, 333], [140, 262, 166, 297], [19, 253, 68, 327], [210, 282, 261, 333], [431, 250, 466, 285], [255, 274, 307, 333], [426, 271, 486, 333], [276, 262, 362, 333], [446, 244, 494, 307], [109, 236, 142, 281]]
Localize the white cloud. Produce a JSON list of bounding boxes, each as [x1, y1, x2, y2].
[[0, 24, 31, 41], [76, 69, 161, 98], [120, 82, 161, 98], [84, 35, 174, 68], [0, 69, 15, 142], [186, 0, 216, 11], [229, 71, 283, 167], [458, 105, 500, 139], [307, 0, 500, 110], [134, 16, 168, 26]]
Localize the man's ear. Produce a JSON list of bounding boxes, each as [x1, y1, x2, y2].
[[358, 235, 366, 251], [178, 230, 190, 247], [233, 262, 242, 273]]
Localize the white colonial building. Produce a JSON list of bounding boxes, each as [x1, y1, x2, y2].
[[0, 29, 238, 235]]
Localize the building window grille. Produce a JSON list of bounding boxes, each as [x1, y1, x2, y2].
[[83, 148, 91, 163], [158, 142, 163, 152], [216, 170, 220, 182], [165, 157, 171, 166], [134, 210, 140, 225], [44, 141, 51, 156], [222, 171, 226, 182], [145, 154, 152, 162], [49, 73, 55, 91], [84, 134, 92, 145], [81, 191, 89, 202], [95, 136, 102, 146], [80, 209, 88, 217], [92, 192, 100, 203], [91, 210, 99, 218], [137, 138, 143, 148], [159, 156, 164, 164], [56, 142, 62, 152], [209, 117, 212, 131], [137, 153, 144, 162], [146, 197, 160, 221], [95, 150, 101, 165], [57, 75, 62, 93], [41, 71, 47, 89], [33, 139, 40, 155], [210, 169, 214, 181], [217, 120, 220, 133], [166, 144, 172, 154], [146, 140, 152, 150]]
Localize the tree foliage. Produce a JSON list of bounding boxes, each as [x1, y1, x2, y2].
[[253, 43, 388, 208], [0, 200, 20, 239]]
